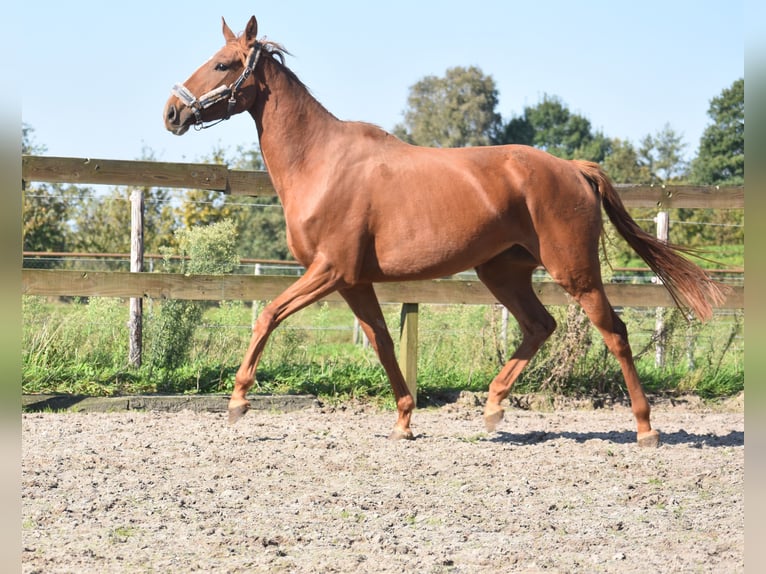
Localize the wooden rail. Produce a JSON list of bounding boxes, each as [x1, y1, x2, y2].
[[22, 155, 274, 196], [22, 269, 744, 309], [22, 155, 745, 209]]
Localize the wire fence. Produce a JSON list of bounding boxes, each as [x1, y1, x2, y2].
[[22, 254, 746, 288]]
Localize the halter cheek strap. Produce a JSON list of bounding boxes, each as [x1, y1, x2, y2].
[[171, 43, 263, 129]]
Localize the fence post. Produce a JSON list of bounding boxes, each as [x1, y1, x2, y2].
[[654, 210, 669, 367], [353, 318, 370, 347], [399, 303, 419, 404], [501, 306, 509, 355], [128, 190, 144, 367], [252, 263, 263, 329]]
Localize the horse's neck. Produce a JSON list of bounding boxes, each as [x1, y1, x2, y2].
[[249, 58, 340, 196]]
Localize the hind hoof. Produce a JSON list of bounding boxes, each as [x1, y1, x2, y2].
[[389, 427, 415, 441], [483, 408, 505, 432], [228, 401, 251, 425], [637, 429, 661, 448]]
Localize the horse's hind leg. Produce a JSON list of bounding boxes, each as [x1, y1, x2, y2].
[[563, 283, 660, 447], [339, 284, 415, 440], [475, 250, 557, 432]]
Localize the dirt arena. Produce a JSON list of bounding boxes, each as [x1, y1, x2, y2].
[[22, 394, 744, 573]]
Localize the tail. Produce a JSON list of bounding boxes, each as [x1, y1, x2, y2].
[[573, 160, 728, 322]]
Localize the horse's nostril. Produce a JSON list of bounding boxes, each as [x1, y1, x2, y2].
[[166, 104, 177, 122]]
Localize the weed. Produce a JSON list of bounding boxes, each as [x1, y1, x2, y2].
[[457, 433, 487, 443], [109, 526, 136, 543]]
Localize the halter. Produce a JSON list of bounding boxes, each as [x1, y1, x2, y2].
[[171, 43, 263, 130]]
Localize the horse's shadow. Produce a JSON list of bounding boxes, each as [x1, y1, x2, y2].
[[488, 429, 744, 447]]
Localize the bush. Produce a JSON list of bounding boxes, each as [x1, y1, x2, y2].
[[147, 221, 240, 378]]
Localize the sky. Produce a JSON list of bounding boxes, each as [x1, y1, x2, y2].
[[19, 1, 744, 164]]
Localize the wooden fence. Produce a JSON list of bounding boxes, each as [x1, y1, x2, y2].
[[21, 155, 745, 399], [22, 155, 745, 207]]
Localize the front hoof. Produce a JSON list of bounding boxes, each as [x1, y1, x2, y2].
[[389, 427, 415, 441], [483, 408, 505, 432], [228, 401, 251, 425], [637, 429, 661, 448]]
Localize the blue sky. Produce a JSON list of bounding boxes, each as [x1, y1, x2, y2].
[[20, 1, 743, 164]]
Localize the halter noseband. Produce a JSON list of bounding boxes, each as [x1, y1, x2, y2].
[[171, 43, 263, 130]]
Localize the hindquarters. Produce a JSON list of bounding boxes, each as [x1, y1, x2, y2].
[[520, 152, 726, 322], [573, 160, 727, 321], [512, 151, 606, 292], [494, 152, 664, 444]]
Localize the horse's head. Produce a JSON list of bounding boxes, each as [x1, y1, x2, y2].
[[164, 16, 262, 135]]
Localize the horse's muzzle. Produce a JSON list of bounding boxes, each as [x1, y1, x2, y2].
[[163, 101, 191, 136]]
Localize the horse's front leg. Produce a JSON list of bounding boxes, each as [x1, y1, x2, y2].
[[228, 260, 340, 423], [228, 315, 271, 423], [339, 284, 415, 440]]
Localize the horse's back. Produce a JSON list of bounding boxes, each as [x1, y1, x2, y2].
[[333, 138, 602, 281]]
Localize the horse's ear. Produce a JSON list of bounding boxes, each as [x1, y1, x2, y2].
[[244, 16, 258, 46], [222, 17, 236, 43]]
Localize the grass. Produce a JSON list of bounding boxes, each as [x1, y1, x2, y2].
[[22, 295, 744, 404]]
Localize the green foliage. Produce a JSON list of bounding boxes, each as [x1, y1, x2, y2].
[[176, 188, 234, 230], [22, 127, 73, 258], [228, 196, 290, 260], [23, 296, 144, 395], [147, 221, 240, 376], [23, 137, 292, 267], [175, 219, 240, 274], [174, 145, 237, 229], [22, 123, 47, 155], [501, 94, 610, 161], [690, 78, 744, 185], [393, 66, 503, 147], [174, 143, 290, 260], [601, 139, 654, 184], [146, 299, 204, 374], [639, 123, 688, 182], [22, 185, 71, 254], [669, 208, 744, 252], [68, 188, 133, 255], [23, 297, 743, 402]]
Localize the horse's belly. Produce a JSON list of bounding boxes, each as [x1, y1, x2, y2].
[[368, 224, 513, 281]]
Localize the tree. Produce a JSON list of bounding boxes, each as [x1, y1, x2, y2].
[[22, 186, 71, 255], [394, 66, 503, 147], [678, 79, 744, 250], [175, 144, 236, 229], [179, 143, 291, 261], [502, 94, 609, 161], [68, 188, 132, 256], [638, 123, 688, 183], [690, 78, 744, 185], [22, 125, 74, 260], [22, 123, 45, 155], [223, 144, 290, 260], [602, 138, 654, 184], [133, 147, 181, 255]]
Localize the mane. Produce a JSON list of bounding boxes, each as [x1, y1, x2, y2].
[[247, 36, 334, 121], [250, 38, 311, 92], [258, 39, 290, 65]]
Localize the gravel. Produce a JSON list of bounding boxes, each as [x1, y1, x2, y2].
[[22, 395, 743, 573]]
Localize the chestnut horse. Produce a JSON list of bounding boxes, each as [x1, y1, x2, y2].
[[164, 16, 725, 446]]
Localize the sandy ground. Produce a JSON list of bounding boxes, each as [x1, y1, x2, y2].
[[22, 395, 744, 573]]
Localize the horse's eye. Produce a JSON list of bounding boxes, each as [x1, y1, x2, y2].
[[215, 63, 229, 72]]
